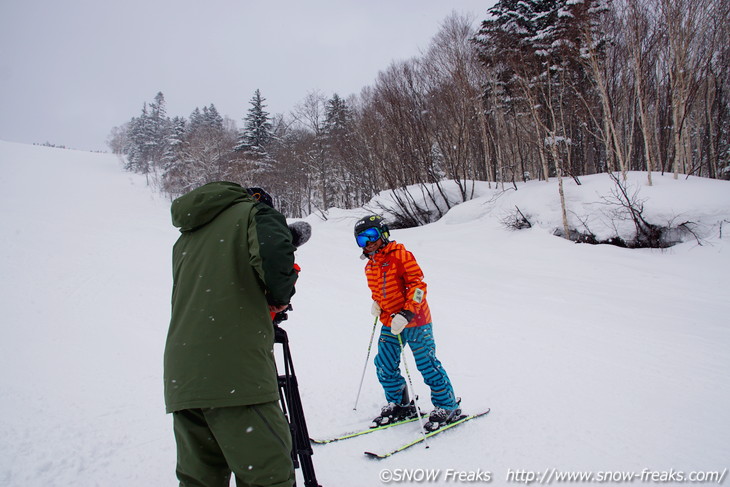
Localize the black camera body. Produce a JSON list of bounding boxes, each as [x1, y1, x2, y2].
[[272, 304, 293, 326]]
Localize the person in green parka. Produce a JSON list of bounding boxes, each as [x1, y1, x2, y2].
[[164, 182, 297, 487]]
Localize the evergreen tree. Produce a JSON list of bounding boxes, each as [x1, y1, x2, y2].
[[234, 89, 273, 158], [147, 91, 172, 172], [475, 0, 602, 180], [125, 103, 152, 175], [323, 94, 362, 207], [123, 92, 173, 183], [183, 103, 237, 183], [202, 104, 224, 130], [161, 116, 189, 197], [188, 107, 204, 132], [188, 104, 224, 136], [323, 93, 352, 139]]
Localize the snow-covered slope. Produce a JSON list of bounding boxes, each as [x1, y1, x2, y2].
[[1, 140, 728, 486]]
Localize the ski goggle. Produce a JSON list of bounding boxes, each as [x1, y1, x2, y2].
[[356, 227, 383, 247]]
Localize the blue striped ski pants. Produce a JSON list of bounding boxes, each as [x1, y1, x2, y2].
[[374, 324, 458, 410]]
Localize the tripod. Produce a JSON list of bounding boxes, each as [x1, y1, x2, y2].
[[274, 323, 322, 487]]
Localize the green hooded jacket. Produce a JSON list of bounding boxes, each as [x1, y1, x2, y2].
[[164, 182, 296, 413]]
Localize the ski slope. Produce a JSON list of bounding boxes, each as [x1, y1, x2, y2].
[[1, 140, 728, 486]]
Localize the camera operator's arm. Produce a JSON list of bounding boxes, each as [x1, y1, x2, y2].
[[248, 202, 297, 307]]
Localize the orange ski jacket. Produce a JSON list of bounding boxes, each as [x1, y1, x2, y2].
[[364, 241, 431, 329]]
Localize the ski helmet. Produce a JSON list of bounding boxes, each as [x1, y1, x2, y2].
[[354, 214, 390, 247]]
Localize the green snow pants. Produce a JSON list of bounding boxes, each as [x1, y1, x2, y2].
[[172, 402, 295, 487]]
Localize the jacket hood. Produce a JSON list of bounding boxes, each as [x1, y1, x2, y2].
[[171, 181, 253, 232]]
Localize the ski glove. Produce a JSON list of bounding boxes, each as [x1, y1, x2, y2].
[[371, 300, 381, 317], [390, 310, 415, 335]]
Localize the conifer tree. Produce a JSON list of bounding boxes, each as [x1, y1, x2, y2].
[[123, 92, 173, 183], [323, 94, 362, 207], [161, 116, 189, 197], [323, 93, 352, 139], [147, 92, 172, 175], [125, 103, 152, 176], [234, 89, 273, 159]]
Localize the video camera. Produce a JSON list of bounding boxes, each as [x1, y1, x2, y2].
[[273, 304, 293, 327]]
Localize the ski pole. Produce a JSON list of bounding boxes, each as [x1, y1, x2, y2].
[[353, 316, 379, 410], [397, 333, 430, 449]]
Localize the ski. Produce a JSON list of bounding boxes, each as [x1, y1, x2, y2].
[[364, 409, 490, 459], [310, 416, 420, 445]]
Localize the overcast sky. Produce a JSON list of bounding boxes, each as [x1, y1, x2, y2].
[[0, 0, 496, 151]]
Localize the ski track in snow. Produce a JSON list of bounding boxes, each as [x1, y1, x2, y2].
[[1, 141, 728, 486]]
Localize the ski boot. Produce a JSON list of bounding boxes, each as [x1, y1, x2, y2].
[[371, 400, 417, 428], [424, 398, 464, 432]]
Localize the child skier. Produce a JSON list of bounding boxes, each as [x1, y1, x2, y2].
[[354, 214, 461, 431]]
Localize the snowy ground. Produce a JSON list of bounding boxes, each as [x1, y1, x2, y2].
[[1, 140, 728, 486]]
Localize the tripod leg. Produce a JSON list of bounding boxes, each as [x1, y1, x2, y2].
[[275, 327, 322, 487], [283, 373, 320, 487], [277, 375, 300, 470]]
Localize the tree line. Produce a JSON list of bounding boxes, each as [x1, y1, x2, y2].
[[109, 0, 729, 223]]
